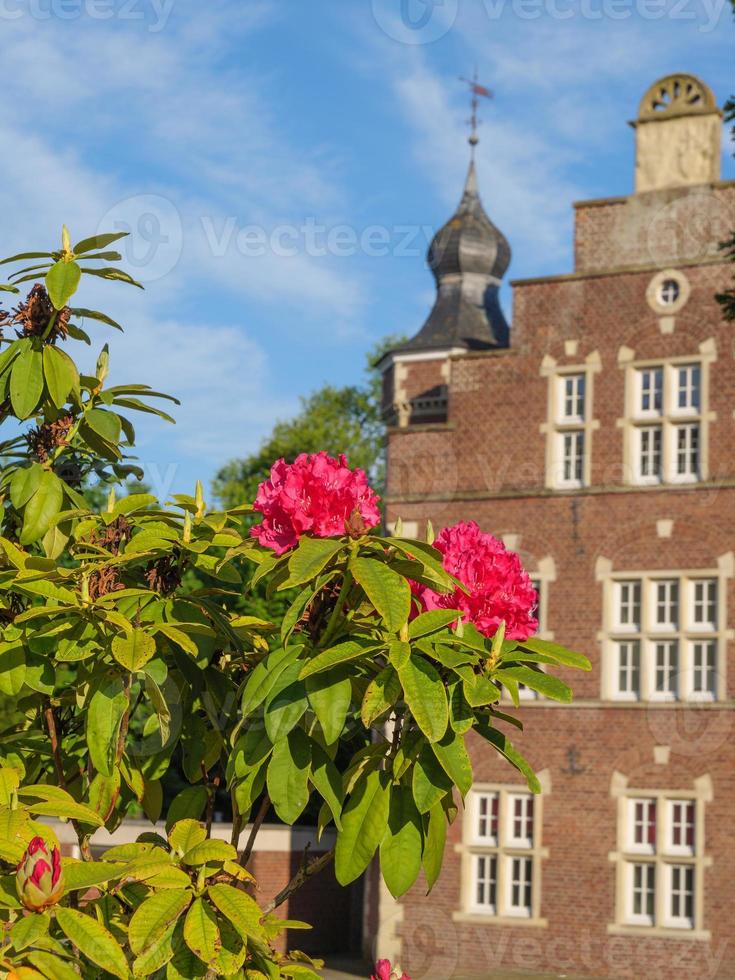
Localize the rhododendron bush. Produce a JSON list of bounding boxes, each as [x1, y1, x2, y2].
[[0, 230, 590, 979]]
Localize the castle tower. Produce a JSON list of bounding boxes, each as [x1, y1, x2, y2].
[[380, 152, 511, 428]]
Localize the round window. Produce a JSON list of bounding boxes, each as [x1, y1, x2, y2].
[[658, 278, 680, 306]]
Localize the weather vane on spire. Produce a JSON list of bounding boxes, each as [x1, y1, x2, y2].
[[459, 69, 493, 154]]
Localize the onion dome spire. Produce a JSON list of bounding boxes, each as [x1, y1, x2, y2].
[[396, 127, 511, 353]]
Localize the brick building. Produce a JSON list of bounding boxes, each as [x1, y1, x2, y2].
[[376, 74, 735, 979]]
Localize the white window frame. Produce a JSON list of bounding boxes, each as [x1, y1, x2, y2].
[[623, 353, 712, 487], [543, 355, 600, 491], [613, 789, 706, 935], [459, 784, 546, 924], [601, 568, 727, 703]]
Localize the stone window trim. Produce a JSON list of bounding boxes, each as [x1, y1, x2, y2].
[[382, 349, 464, 428], [646, 269, 692, 316], [596, 553, 734, 704], [608, 771, 713, 941], [530, 555, 556, 643], [453, 772, 551, 928], [617, 339, 717, 486], [540, 351, 601, 490]]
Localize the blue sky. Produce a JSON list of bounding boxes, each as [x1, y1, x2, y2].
[[1, 0, 733, 499]]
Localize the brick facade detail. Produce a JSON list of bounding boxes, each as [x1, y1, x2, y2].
[[382, 173, 735, 978]]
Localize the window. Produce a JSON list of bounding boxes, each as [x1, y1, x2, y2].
[[604, 572, 723, 701], [658, 278, 680, 306], [627, 361, 704, 485], [560, 373, 585, 422], [561, 431, 584, 485], [616, 792, 704, 933], [462, 787, 544, 921], [545, 362, 598, 490]]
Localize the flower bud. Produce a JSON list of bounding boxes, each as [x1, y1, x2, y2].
[[16, 837, 64, 911], [371, 960, 410, 980]]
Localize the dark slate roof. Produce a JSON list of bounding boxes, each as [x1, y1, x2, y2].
[[427, 160, 511, 283], [389, 158, 511, 357]]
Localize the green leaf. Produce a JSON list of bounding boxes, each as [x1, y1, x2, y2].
[[132, 918, 182, 978], [383, 537, 458, 593], [0, 642, 26, 696], [263, 662, 307, 743], [182, 839, 237, 866], [408, 609, 462, 639], [423, 801, 447, 892], [183, 898, 221, 961], [298, 638, 378, 680], [62, 860, 127, 893], [361, 665, 401, 728], [10, 340, 44, 419], [431, 728, 473, 798], [20, 783, 104, 824], [379, 785, 423, 899], [20, 470, 63, 545], [89, 772, 120, 821], [0, 250, 53, 265], [462, 672, 501, 707], [448, 680, 473, 734], [129, 888, 192, 956], [42, 345, 78, 408], [281, 537, 344, 589], [0, 767, 22, 805], [350, 557, 411, 632], [112, 629, 156, 671], [73, 232, 129, 255], [81, 265, 143, 289], [169, 819, 207, 855], [11, 911, 50, 951], [207, 883, 263, 942], [86, 674, 128, 777], [495, 665, 572, 702], [309, 741, 343, 830], [397, 653, 448, 743], [46, 260, 81, 309], [335, 768, 391, 885], [155, 624, 199, 657], [26, 951, 81, 980], [476, 722, 541, 794], [55, 907, 129, 980], [165, 786, 209, 832], [85, 407, 122, 444], [305, 667, 351, 744], [241, 646, 300, 718], [267, 728, 311, 824], [166, 944, 206, 980], [9, 462, 43, 509], [412, 748, 452, 814], [518, 637, 592, 671]]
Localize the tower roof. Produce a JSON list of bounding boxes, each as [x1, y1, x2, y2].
[[427, 159, 511, 284], [391, 157, 511, 356]]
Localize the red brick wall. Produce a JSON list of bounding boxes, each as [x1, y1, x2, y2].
[[573, 182, 735, 274], [383, 197, 735, 977], [398, 715, 733, 979]]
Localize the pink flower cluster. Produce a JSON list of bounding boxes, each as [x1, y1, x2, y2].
[[371, 960, 410, 980], [251, 452, 381, 555], [413, 520, 538, 641]]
